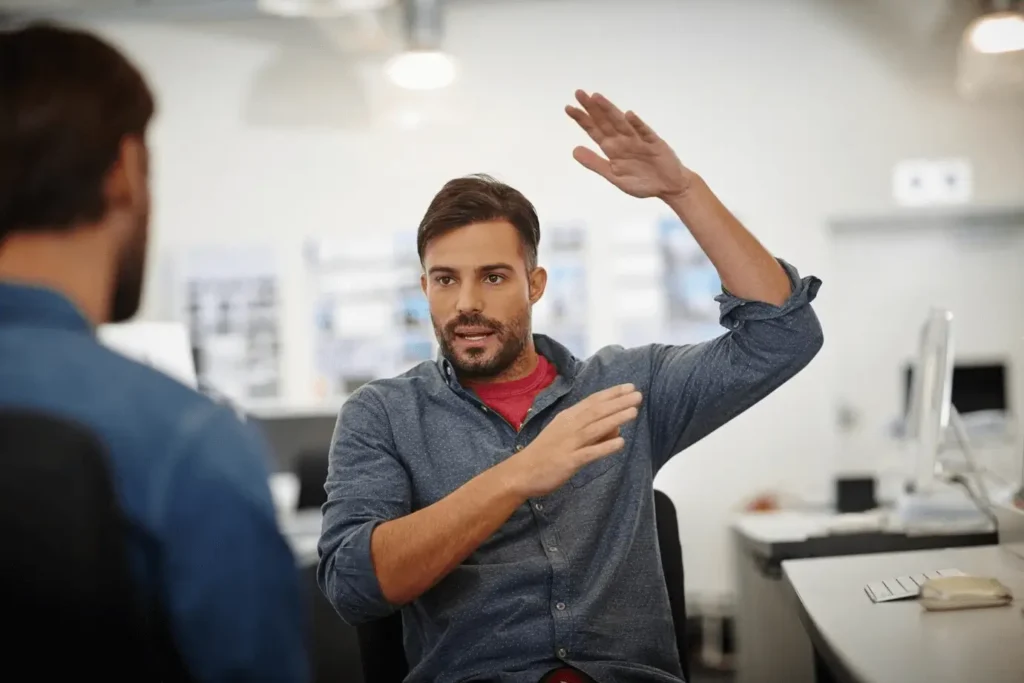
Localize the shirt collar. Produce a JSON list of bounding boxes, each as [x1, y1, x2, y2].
[[436, 333, 580, 387], [0, 280, 93, 334]]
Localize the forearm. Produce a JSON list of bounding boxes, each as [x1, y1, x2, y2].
[[370, 460, 526, 606], [664, 176, 790, 306]]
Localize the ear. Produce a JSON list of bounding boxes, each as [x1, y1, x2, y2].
[[104, 135, 148, 215], [528, 266, 547, 305], [420, 272, 428, 297]]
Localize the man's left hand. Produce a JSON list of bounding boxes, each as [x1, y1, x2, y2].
[[566, 90, 695, 201]]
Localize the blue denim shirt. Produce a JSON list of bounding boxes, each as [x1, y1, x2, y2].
[[319, 260, 823, 683], [0, 282, 308, 683]]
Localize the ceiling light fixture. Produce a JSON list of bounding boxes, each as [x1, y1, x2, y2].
[[385, 0, 456, 90], [258, 0, 393, 17], [965, 4, 1024, 55], [385, 49, 455, 90]]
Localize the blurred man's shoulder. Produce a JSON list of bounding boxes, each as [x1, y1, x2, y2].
[[64, 342, 258, 470]]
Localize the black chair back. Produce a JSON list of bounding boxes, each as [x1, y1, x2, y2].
[[654, 488, 690, 681], [355, 490, 689, 682], [356, 603, 408, 682], [296, 449, 330, 511], [0, 410, 189, 679]]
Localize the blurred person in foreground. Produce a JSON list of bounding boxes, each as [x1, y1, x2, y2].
[[319, 89, 824, 683], [0, 23, 307, 682]]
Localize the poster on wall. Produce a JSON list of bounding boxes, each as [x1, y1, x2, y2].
[[611, 220, 665, 348], [611, 217, 722, 348], [658, 216, 722, 344], [307, 232, 435, 399], [175, 246, 282, 404], [393, 229, 436, 371], [533, 222, 590, 357]]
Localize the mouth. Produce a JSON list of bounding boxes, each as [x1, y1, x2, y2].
[[452, 327, 496, 344]]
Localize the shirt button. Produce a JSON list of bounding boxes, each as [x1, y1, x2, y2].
[[480, 406, 488, 413], [535, 503, 543, 511], [445, 366, 452, 376], [515, 445, 524, 452], [556, 602, 566, 611], [549, 546, 558, 552], [557, 647, 567, 658]]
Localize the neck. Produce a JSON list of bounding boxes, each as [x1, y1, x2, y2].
[[0, 228, 115, 326]]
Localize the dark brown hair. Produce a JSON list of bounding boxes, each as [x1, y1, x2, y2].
[[0, 22, 155, 241], [417, 174, 541, 270]]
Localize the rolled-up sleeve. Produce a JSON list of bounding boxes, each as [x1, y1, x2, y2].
[[646, 258, 823, 469], [316, 386, 411, 625]]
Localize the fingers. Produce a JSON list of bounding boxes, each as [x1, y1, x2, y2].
[[575, 387, 643, 430], [572, 146, 614, 181], [581, 406, 639, 445], [604, 390, 643, 414], [591, 92, 636, 137], [576, 90, 634, 138], [565, 105, 605, 144], [577, 436, 627, 465], [563, 382, 639, 423], [574, 90, 615, 137], [582, 382, 638, 404], [625, 110, 660, 143]]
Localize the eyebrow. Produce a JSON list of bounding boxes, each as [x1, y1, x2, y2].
[[427, 263, 516, 276]]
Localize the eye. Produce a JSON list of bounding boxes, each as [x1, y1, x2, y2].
[[484, 273, 505, 285], [435, 275, 455, 286]]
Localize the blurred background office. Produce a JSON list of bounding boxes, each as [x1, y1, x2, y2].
[[5, 0, 1023, 681]]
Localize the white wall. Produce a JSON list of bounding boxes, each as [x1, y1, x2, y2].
[[85, 0, 1024, 600], [831, 218, 1024, 492]]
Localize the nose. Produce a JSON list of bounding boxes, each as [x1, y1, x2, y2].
[[455, 281, 483, 315]]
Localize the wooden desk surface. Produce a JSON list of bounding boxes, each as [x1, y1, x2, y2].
[[783, 545, 1024, 683]]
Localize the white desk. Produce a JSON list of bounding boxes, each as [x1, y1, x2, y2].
[[280, 509, 322, 567], [732, 509, 997, 683], [783, 545, 1024, 683]]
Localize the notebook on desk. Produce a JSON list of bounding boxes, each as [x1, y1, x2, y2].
[[864, 568, 966, 603]]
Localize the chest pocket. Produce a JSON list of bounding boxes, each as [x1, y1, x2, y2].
[[569, 422, 634, 489]]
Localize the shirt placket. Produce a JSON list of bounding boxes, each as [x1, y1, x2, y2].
[[447, 359, 580, 662], [517, 379, 576, 664]]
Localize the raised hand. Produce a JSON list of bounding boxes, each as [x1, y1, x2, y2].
[[565, 90, 694, 200], [502, 383, 643, 498]]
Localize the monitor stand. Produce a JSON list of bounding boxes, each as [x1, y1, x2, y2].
[[995, 487, 1024, 561]]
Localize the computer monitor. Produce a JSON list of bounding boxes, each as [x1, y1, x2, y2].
[[904, 309, 955, 494], [97, 321, 199, 390], [904, 363, 1008, 416]]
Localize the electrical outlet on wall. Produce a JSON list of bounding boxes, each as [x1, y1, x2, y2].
[[892, 157, 974, 207], [892, 159, 933, 207], [929, 158, 973, 205]]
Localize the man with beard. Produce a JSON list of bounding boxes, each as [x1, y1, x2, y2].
[[0, 24, 307, 681], [318, 91, 823, 682]]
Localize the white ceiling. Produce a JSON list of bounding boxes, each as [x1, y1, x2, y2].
[[0, 0, 407, 20], [0, 0, 230, 8]]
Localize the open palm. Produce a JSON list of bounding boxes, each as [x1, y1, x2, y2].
[[566, 90, 693, 199]]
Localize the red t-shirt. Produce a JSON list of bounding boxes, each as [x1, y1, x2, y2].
[[540, 668, 591, 683], [467, 354, 558, 430]]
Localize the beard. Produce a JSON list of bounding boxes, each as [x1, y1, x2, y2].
[[435, 308, 531, 380], [109, 214, 148, 323]]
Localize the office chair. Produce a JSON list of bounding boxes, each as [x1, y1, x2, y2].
[[296, 449, 330, 511], [354, 489, 689, 683], [654, 488, 691, 682], [0, 410, 190, 680]]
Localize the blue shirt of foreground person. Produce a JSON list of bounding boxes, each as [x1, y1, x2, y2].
[[0, 24, 307, 682], [318, 90, 823, 683]]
